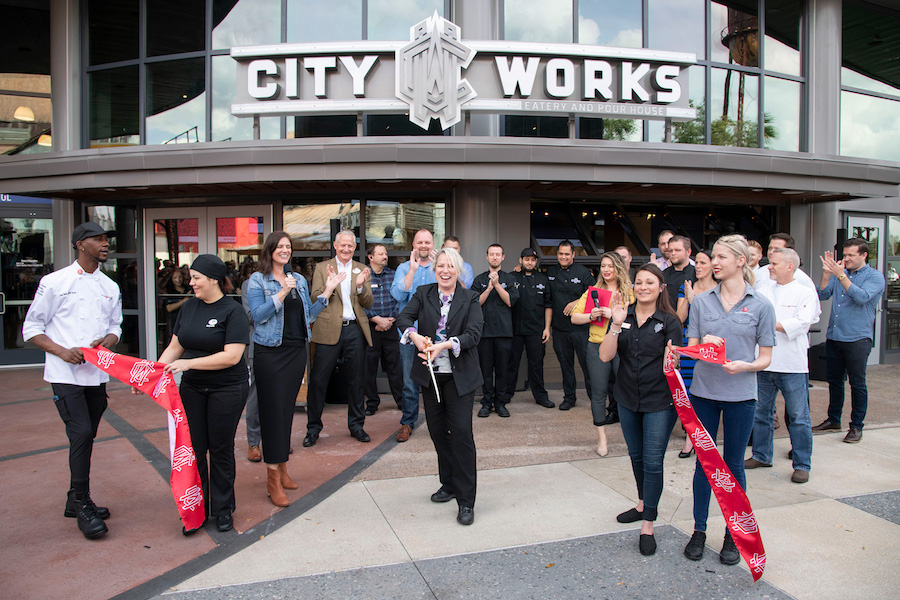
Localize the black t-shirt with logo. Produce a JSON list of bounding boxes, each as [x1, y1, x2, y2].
[[173, 296, 249, 387], [471, 270, 519, 338]]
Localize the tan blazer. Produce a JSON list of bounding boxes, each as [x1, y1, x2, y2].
[[309, 258, 373, 346]]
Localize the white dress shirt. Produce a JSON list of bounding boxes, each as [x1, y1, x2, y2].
[[23, 261, 123, 385], [335, 258, 356, 321]]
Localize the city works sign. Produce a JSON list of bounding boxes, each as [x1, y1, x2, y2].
[[232, 12, 696, 130]]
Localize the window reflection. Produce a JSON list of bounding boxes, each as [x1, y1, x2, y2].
[[283, 202, 361, 252], [655, 65, 706, 144], [506, 0, 573, 43], [87, 0, 139, 66], [711, 1, 758, 67], [764, 76, 799, 151], [840, 91, 900, 162], [710, 67, 759, 148], [287, 0, 362, 42], [369, 0, 444, 40], [364, 200, 446, 252], [765, 0, 801, 76], [648, 0, 704, 58], [580, 118, 642, 141], [89, 66, 140, 148], [213, 0, 280, 49], [212, 56, 280, 142], [887, 216, 900, 353], [146, 59, 206, 145], [146, 1, 204, 57], [579, 0, 641, 47]]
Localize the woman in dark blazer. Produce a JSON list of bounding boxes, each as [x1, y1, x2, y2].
[[396, 247, 484, 526]]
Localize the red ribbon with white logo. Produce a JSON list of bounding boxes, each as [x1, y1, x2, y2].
[[665, 344, 766, 581], [82, 347, 206, 532]]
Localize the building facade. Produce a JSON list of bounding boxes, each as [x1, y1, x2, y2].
[[1, 0, 898, 368]]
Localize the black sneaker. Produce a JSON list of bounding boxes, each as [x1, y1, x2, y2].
[[720, 531, 740, 565], [559, 400, 575, 411], [536, 398, 555, 408], [684, 530, 706, 561], [75, 496, 108, 539], [65, 489, 110, 520], [495, 403, 510, 417], [477, 404, 492, 418]]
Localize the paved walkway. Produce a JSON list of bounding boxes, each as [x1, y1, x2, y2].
[[2, 365, 899, 599]]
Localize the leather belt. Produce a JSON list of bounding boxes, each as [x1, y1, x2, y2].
[[341, 319, 355, 326]]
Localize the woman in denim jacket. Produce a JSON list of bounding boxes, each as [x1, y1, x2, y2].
[[246, 231, 342, 506]]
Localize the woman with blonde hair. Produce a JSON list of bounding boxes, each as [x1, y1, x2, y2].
[[682, 234, 775, 565], [571, 251, 633, 456]]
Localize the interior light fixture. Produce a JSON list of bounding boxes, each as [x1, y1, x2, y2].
[[37, 134, 52, 147], [14, 106, 35, 122]]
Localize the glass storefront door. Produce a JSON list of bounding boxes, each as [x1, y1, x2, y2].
[[144, 206, 271, 358], [846, 215, 885, 365], [0, 204, 54, 365]]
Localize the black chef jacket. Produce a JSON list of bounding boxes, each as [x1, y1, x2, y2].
[[511, 270, 552, 336], [547, 263, 592, 332]]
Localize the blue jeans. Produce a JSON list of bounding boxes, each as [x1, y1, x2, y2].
[[691, 396, 756, 532], [399, 342, 421, 427], [618, 405, 677, 521], [826, 338, 873, 429], [586, 342, 618, 426], [753, 372, 812, 471]]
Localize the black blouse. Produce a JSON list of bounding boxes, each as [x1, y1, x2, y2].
[[612, 306, 683, 413]]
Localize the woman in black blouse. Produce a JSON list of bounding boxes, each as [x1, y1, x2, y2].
[[159, 255, 249, 534], [599, 263, 682, 556]]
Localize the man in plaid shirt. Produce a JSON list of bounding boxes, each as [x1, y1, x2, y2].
[[363, 244, 404, 415]]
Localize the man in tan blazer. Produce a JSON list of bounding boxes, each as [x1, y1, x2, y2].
[[303, 230, 373, 447]]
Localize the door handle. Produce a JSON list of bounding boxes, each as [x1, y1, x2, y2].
[[0, 291, 5, 315]]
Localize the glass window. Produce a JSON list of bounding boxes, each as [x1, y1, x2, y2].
[[764, 76, 800, 151], [765, 0, 801, 77], [711, 0, 758, 67], [367, 114, 444, 136], [87, 0, 139, 66], [212, 56, 280, 142], [369, 0, 444, 40], [842, 2, 900, 96], [146, 59, 206, 145], [886, 216, 900, 353], [287, 0, 363, 42], [653, 64, 706, 144], [505, 0, 573, 43], [504, 115, 569, 138], [364, 200, 446, 252], [89, 66, 140, 147], [579, 0, 641, 47], [213, 0, 281, 49], [840, 91, 900, 162], [648, 0, 705, 58], [146, 0, 205, 57], [579, 118, 643, 141], [1, 87, 51, 156], [531, 203, 592, 257], [87, 206, 138, 254], [291, 116, 357, 138], [283, 201, 361, 253], [710, 67, 759, 147]]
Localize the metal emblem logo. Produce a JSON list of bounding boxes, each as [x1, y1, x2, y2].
[[395, 11, 476, 130]]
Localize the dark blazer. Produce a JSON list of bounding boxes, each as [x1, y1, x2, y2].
[[310, 257, 373, 346], [395, 283, 484, 396]]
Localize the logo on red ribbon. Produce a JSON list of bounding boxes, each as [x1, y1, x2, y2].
[[129, 360, 156, 386], [749, 552, 766, 574], [179, 485, 204, 512], [711, 468, 736, 492], [152, 374, 171, 399], [673, 388, 691, 407], [729, 511, 760, 535], [96, 349, 117, 369], [172, 444, 196, 473], [171, 407, 184, 426], [690, 428, 717, 452]]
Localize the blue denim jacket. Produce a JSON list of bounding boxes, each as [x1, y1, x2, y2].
[[246, 271, 326, 346]]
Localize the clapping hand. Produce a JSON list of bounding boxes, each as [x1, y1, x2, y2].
[[355, 267, 370, 288], [684, 279, 695, 303], [324, 264, 346, 295], [820, 251, 845, 278]]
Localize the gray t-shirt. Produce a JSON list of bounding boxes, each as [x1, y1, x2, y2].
[[686, 283, 776, 402]]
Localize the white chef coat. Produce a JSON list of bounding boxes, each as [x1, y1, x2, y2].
[[756, 278, 819, 373]]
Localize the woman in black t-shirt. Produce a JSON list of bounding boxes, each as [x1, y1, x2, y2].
[[599, 264, 682, 557], [159, 255, 249, 534]]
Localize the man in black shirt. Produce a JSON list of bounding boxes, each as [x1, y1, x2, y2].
[[508, 248, 554, 408], [472, 244, 519, 417], [547, 241, 593, 410], [663, 235, 696, 308]]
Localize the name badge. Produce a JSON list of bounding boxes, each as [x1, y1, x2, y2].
[[352, 268, 361, 274]]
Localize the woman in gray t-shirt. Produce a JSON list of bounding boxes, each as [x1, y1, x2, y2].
[[682, 235, 776, 566]]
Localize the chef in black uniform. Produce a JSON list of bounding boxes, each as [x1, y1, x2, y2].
[[547, 240, 593, 410], [507, 247, 554, 408]]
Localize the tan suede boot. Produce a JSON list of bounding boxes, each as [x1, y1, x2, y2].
[[279, 462, 298, 490], [267, 467, 289, 507]]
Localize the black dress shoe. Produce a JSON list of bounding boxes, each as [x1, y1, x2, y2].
[[719, 531, 740, 565], [604, 413, 620, 425], [431, 488, 456, 503], [812, 420, 841, 432], [302, 432, 319, 447], [477, 404, 492, 418], [495, 403, 510, 417], [65, 489, 110, 520], [351, 429, 371, 443], [684, 531, 706, 561], [639, 533, 657, 556], [616, 507, 643, 523], [559, 400, 575, 411], [216, 513, 234, 532], [364, 406, 377, 416], [76, 500, 108, 540], [536, 398, 555, 408], [457, 506, 475, 525]]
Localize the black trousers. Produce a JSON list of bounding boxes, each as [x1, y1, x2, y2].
[[364, 325, 404, 410], [552, 328, 593, 404], [51, 383, 107, 493], [307, 323, 366, 435], [478, 336, 512, 406], [180, 380, 248, 517], [507, 334, 550, 403], [254, 343, 307, 464], [423, 373, 477, 508]]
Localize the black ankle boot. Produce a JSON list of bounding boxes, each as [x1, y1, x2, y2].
[[65, 489, 110, 520], [75, 493, 108, 539]]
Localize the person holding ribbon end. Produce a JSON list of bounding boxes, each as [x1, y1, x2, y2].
[[682, 234, 775, 565], [395, 248, 484, 526], [571, 251, 633, 456], [246, 232, 341, 507], [158, 254, 249, 533], [599, 263, 682, 555]]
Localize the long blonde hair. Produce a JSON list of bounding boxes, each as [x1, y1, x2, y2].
[[597, 251, 632, 294], [714, 234, 755, 286]]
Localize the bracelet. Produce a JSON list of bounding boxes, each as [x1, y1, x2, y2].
[[609, 328, 622, 335]]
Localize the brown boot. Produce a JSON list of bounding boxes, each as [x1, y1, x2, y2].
[[267, 467, 289, 507], [279, 462, 298, 490]]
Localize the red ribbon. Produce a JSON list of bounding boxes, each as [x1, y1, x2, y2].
[[665, 345, 766, 581], [82, 347, 206, 532]]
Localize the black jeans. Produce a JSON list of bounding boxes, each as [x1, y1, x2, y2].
[[478, 336, 512, 406], [507, 333, 550, 403], [180, 380, 248, 517], [825, 338, 873, 429], [51, 383, 107, 493], [364, 325, 404, 410], [551, 328, 592, 404], [423, 373, 477, 508]]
